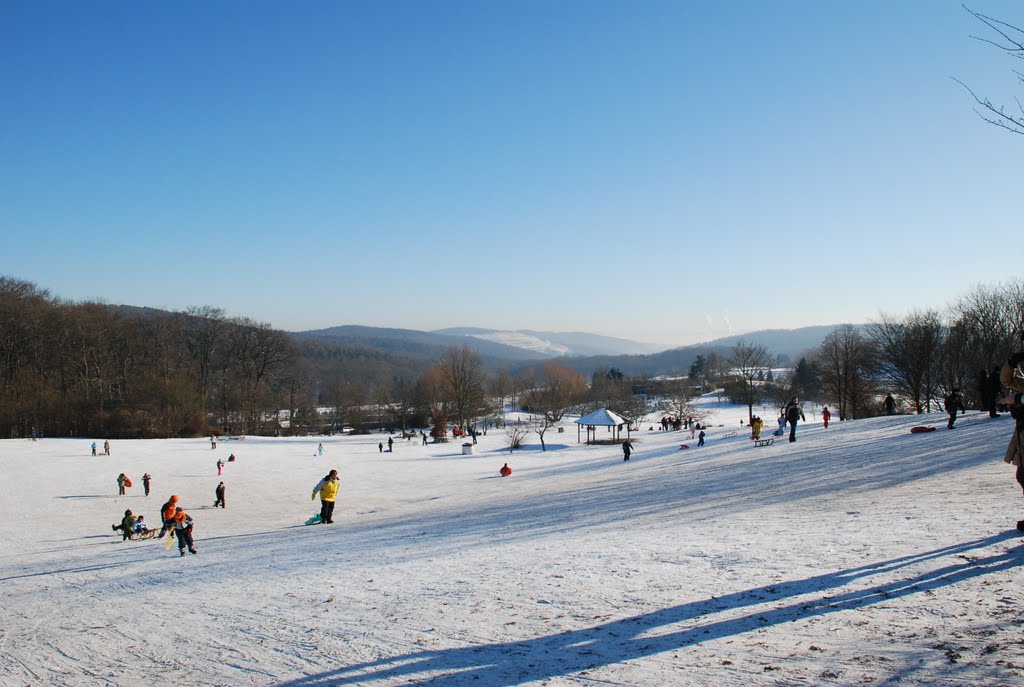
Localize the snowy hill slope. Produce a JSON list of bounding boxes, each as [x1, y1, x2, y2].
[[1, 405, 1022, 686]]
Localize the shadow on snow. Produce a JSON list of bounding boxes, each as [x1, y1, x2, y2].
[[272, 532, 1022, 687]]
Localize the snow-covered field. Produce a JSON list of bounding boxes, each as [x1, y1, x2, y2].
[[1, 399, 1022, 687]]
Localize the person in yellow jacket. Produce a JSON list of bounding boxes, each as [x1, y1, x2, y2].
[[312, 469, 340, 524]]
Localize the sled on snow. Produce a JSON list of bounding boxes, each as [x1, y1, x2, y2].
[[910, 426, 937, 434], [753, 437, 774, 447], [305, 513, 322, 526], [128, 529, 158, 541]]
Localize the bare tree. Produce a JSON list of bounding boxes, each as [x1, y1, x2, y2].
[[180, 306, 226, 412], [727, 340, 774, 424], [436, 345, 488, 434], [521, 362, 587, 451], [656, 378, 710, 426], [815, 325, 879, 420], [868, 310, 945, 414], [955, 7, 1024, 135]]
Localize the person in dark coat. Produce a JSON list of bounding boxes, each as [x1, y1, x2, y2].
[[142, 473, 152, 497], [944, 389, 966, 429], [987, 366, 1003, 417], [977, 369, 991, 413], [784, 397, 805, 443], [172, 508, 197, 556], [1006, 393, 1024, 512], [883, 394, 896, 415], [622, 439, 633, 461], [214, 481, 226, 508], [697, 430, 706, 447]]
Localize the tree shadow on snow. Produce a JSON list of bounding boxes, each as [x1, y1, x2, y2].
[[271, 532, 1022, 687]]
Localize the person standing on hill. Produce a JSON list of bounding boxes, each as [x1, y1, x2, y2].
[[944, 389, 966, 429], [822, 407, 832, 429], [987, 366, 1003, 417], [751, 416, 763, 440], [1000, 351, 1024, 530], [216, 458, 224, 475], [622, 439, 633, 461], [785, 397, 805, 443], [104, 439, 111, 455], [883, 394, 896, 415], [312, 469, 340, 524], [978, 369, 991, 414], [214, 482, 226, 508], [117, 473, 128, 496], [142, 473, 152, 497]]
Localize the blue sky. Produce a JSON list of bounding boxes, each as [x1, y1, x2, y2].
[[2, 0, 1021, 346]]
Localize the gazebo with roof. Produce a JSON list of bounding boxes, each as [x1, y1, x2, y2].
[[575, 407, 630, 444]]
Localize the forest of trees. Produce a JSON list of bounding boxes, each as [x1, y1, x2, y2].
[[716, 280, 1024, 422], [2, 275, 1022, 439]]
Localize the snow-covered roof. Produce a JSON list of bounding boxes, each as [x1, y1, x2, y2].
[[575, 408, 627, 426]]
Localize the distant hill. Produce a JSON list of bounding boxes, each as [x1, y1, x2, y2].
[[293, 325, 547, 363], [431, 327, 665, 357], [512, 325, 857, 379]]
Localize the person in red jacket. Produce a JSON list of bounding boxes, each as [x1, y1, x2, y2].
[[822, 406, 831, 429], [499, 463, 512, 477]]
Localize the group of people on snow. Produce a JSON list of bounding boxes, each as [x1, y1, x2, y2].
[[111, 510, 149, 540]]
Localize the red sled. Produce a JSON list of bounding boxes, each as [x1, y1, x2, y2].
[[679, 444, 690, 450], [124, 477, 133, 487], [910, 426, 936, 434]]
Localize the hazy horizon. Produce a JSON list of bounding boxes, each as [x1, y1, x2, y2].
[[3, 1, 1021, 346]]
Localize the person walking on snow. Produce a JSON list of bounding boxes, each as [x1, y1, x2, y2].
[[214, 482, 226, 508], [822, 407, 831, 429], [785, 397, 805, 443], [158, 495, 179, 538], [91, 441, 97, 456], [387, 437, 394, 452], [698, 429, 706, 447], [622, 439, 633, 461], [142, 472, 152, 496], [944, 389, 966, 429], [104, 440, 110, 455], [117, 473, 128, 496], [317, 443, 324, 456], [312, 469, 340, 524], [216, 458, 224, 475]]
